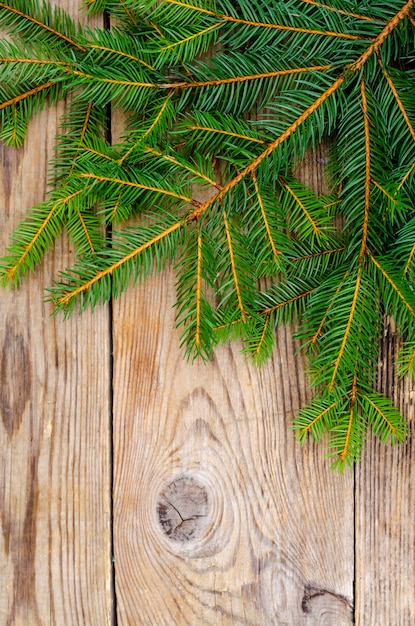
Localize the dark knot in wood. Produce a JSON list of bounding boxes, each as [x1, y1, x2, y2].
[[301, 585, 353, 619], [157, 476, 209, 542], [1, 314, 31, 439]]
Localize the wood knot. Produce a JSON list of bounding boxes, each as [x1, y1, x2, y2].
[[301, 585, 353, 620], [1, 315, 31, 438], [157, 476, 209, 542]]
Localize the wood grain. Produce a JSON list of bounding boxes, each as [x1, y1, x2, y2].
[[0, 2, 112, 624], [355, 324, 415, 625], [112, 268, 355, 625], [2, 1, 415, 623]]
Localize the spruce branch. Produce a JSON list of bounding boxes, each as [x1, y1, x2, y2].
[[1, 0, 415, 469]]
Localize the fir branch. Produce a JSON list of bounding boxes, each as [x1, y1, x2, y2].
[[251, 171, 280, 261], [0, 1, 86, 51], [397, 341, 415, 379], [180, 111, 268, 148], [371, 255, 415, 320], [84, 34, 155, 71], [278, 177, 321, 238], [163, 0, 366, 40], [1, 189, 84, 285], [328, 267, 362, 392], [222, 210, 247, 323], [309, 270, 349, 347], [0, 56, 68, 66], [299, 0, 384, 22], [261, 286, 316, 316], [52, 218, 184, 311], [395, 217, 415, 276], [370, 179, 398, 205], [144, 146, 221, 189], [189, 74, 345, 222], [359, 78, 370, 261], [336, 403, 359, 469], [294, 399, 338, 445], [165, 64, 333, 89], [1, 0, 415, 468], [398, 160, 415, 190], [69, 101, 93, 175], [118, 95, 173, 164], [112, 0, 139, 25], [0, 80, 58, 110], [159, 20, 221, 56], [175, 223, 217, 360], [380, 63, 415, 143], [195, 227, 203, 349], [69, 67, 156, 89], [251, 313, 270, 362], [76, 172, 197, 205], [351, 0, 414, 71], [358, 392, 408, 444]]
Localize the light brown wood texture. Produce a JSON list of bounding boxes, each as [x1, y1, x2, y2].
[[0, 3, 112, 625], [112, 270, 355, 625], [1, 2, 415, 624], [355, 326, 415, 625]]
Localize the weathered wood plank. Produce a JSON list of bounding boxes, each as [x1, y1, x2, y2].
[[112, 268, 355, 624], [356, 326, 415, 625], [0, 3, 113, 624]]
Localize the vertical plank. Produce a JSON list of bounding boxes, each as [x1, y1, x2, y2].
[[112, 268, 355, 624], [356, 326, 415, 625], [0, 2, 112, 624]]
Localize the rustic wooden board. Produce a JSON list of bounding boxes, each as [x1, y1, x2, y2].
[[0, 3, 113, 625], [2, 1, 415, 624], [112, 269, 355, 625], [355, 326, 415, 625]]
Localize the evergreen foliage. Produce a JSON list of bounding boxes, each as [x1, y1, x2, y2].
[[0, 0, 414, 469]]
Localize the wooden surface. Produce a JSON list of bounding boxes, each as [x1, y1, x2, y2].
[[356, 326, 415, 625], [112, 271, 354, 625], [0, 2, 414, 625], [0, 4, 112, 626]]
